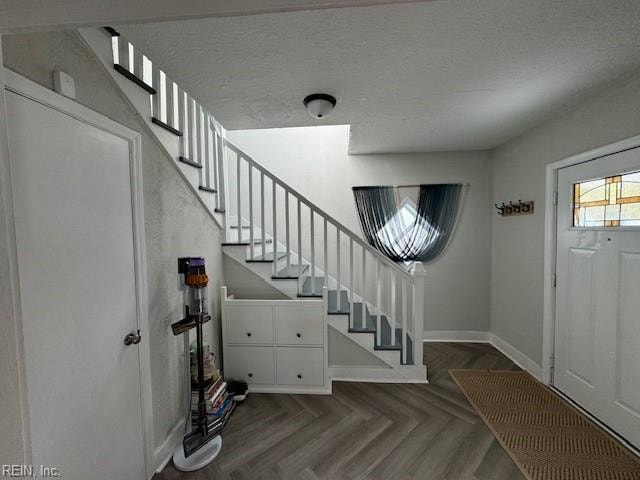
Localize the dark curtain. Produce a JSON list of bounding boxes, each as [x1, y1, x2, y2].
[[353, 184, 463, 262]]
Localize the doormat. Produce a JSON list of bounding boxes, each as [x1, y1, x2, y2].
[[449, 370, 640, 480]]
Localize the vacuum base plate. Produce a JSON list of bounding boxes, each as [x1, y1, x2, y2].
[[172, 435, 222, 472]]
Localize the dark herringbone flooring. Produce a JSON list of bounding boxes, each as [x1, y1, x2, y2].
[[156, 342, 524, 480]]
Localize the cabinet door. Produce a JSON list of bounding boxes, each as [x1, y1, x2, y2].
[[276, 347, 324, 386], [275, 305, 323, 346], [226, 304, 274, 344], [225, 346, 275, 385]]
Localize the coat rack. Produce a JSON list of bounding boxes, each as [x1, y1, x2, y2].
[[495, 200, 534, 217]]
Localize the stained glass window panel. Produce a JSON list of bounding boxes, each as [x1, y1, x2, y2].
[[573, 170, 640, 227]]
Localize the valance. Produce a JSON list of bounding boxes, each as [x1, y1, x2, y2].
[[353, 184, 463, 262]]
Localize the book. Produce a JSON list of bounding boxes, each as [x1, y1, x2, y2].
[[191, 380, 225, 405], [191, 383, 227, 414]]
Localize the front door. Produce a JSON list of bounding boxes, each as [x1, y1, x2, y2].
[[555, 147, 640, 449], [7, 86, 147, 479]]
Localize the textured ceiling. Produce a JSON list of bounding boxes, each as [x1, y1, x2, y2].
[[118, 0, 640, 153]]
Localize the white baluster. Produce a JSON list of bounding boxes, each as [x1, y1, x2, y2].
[[323, 218, 328, 289], [260, 172, 265, 259], [285, 191, 290, 275], [196, 105, 203, 165], [178, 89, 186, 157], [212, 125, 219, 199], [186, 97, 194, 162], [336, 229, 341, 311], [376, 262, 381, 345], [361, 248, 366, 329], [297, 199, 302, 277], [391, 270, 396, 346], [152, 67, 161, 120], [310, 209, 315, 294], [272, 181, 278, 275], [118, 38, 129, 70], [165, 77, 174, 127], [203, 120, 211, 188], [248, 162, 254, 259], [217, 128, 227, 212], [402, 278, 407, 364], [349, 238, 354, 329], [134, 48, 144, 81], [236, 154, 242, 244]]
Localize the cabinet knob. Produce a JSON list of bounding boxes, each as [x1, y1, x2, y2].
[[246, 332, 252, 337], [248, 373, 253, 378], [297, 374, 302, 379], [296, 333, 302, 338]]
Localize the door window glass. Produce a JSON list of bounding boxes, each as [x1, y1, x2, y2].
[[574, 171, 640, 227]]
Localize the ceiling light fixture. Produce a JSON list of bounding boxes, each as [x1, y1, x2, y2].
[[303, 93, 336, 119]]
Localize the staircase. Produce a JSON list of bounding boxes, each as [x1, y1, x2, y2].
[[79, 27, 427, 382]]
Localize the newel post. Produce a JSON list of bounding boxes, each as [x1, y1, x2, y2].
[[410, 262, 426, 366]]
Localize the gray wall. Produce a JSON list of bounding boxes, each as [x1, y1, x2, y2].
[[2, 31, 224, 462], [223, 255, 288, 299], [490, 71, 640, 365], [228, 126, 493, 334]]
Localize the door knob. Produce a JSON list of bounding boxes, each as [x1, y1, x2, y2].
[[124, 330, 142, 346]]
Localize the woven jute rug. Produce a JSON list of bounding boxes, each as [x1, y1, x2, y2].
[[449, 370, 640, 480]]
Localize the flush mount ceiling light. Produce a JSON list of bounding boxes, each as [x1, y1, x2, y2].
[[303, 93, 336, 119]]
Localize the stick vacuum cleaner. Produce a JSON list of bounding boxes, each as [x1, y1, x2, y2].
[[171, 257, 222, 471]]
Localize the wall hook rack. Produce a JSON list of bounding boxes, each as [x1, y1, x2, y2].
[[495, 200, 534, 217]]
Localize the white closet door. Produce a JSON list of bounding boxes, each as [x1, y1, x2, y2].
[[555, 148, 640, 449], [7, 89, 147, 479]]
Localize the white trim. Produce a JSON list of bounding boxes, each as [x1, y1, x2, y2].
[[423, 330, 490, 343], [4, 69, 155, 479], [153, 419, 185, 474], [488, 333, 542, 380], [248, 385, 333, 394], [329, 366, 428, 383], [0, 40, 31, 466], [423, 331, 542, 379], [542, 133, 640, 385]]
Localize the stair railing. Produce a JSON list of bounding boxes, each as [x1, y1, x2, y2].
[[224, 140, 425, 366], [108, 30, 227, 214], [106, 29, 423, 367]]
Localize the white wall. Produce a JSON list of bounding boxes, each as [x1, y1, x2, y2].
[[2, 31, 225, 466], [491, 71, 640, 365], [228, 126, 493, 334]]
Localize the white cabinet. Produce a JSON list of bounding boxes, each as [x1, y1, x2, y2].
[[225, 346, 275, 386], [226, 304, 274, 344], [221, 287, 330, 394], [274, 305, 324, 346], [276, 347, 324, 386]]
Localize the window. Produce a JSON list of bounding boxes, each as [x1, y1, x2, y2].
[[376, 198, 439, 256], [573, 171, 640, 227]]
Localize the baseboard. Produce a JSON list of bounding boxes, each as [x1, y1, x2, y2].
[[423, 330, 490, 343], [329, 365, 428, 383], [248, 384, 332, 395], [488, 333, 542, 380], [423, 331, 542, 380], [153, 418, 185, 473]]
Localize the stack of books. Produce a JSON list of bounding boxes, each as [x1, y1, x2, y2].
[[191, 375, 235, 432]]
